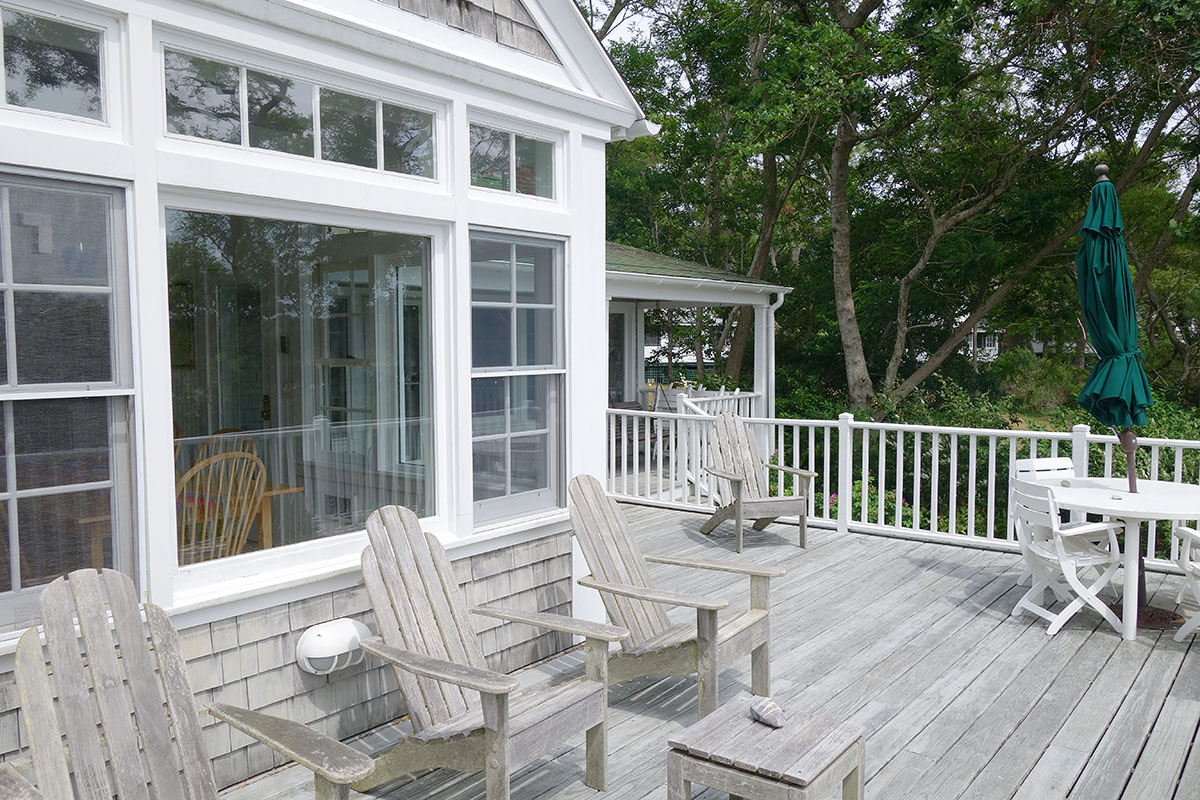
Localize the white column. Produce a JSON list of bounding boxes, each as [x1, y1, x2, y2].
[[753, 304, 771, 418]]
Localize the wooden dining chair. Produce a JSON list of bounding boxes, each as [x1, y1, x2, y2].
[[176, 451, 266, 564], [196, 428, 259, 461]]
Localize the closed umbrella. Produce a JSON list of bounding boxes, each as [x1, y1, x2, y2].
[[1075, 163, 1164, 620]]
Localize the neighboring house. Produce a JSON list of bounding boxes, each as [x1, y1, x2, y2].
[[606, 242, 790, 417], [0, 0, 652, 786]]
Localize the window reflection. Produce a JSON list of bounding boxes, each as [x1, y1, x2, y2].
[[164, 50, 241, 143], [2, 9, 102, 120], [320, 89, 376, 168], [167, 211, 433, 561], [248, 70, 314, 156]]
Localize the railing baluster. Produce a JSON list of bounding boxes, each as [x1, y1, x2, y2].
[[877, 428, 887, 525], [860, 427, 870, 524], [967, 436, 978, 537], [895, 430, 904, 529], [912, 431, 922, 532], [986, 436, 997, 538], [931, 433, 940, 535]]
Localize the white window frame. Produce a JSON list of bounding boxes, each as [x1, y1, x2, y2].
[[158, 35, 443, 184], [469, 230, 565, 524], [0, 0, 122, 128], [466, 113, 562, 202], [0, 171, 135, 630], [156, 189, 452, 611]]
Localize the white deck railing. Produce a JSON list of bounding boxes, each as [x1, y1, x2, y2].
[[606, 409, 1200, 572]]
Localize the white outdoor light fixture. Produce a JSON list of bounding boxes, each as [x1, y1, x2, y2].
[[295, 618, 373, 675]]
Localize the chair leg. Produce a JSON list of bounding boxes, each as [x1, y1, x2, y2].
[[482, 693, 511, 800], [314, 776, 349, 800], [696, 608, 719, 718], [584, 638, 607, 790], [734, 495, 744, 553]]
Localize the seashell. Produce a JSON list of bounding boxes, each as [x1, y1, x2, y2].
[[750, 697, 786, 728]]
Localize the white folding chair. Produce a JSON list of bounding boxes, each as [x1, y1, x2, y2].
[[1010, 458, 1083, 585], [1010, 480, 1123, 635], [1172, 526, 1200, 642]]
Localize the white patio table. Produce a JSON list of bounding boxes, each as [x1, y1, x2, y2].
[[1033, 476, 1200, 641]]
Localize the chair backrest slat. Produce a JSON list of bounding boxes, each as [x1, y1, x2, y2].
[[104, 570, 189, 800], [36, 578, 114, 799], [363, 506, 484, 730], [568, 475, 669, 647], [177, 452, 266, 565], [68, 569, 153, 800], [145, 603, 219, 800], [15, 630, 74, 799], [1014, 457, 1076, 480]]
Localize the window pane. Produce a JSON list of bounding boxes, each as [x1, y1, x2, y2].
[[247, 70, 313, 156], [19, 489, 110, 588], [515, 308, 554, 366], [471, 240, 511, 303], [472, 308, 512, 368], [14, 292, 111, 384], [2, 10, 101, 120], [320, 89, 376, 167], [510, 434, 549, 493], [8, 186, 110, 286], [165, 50, 241, 143], [472, 439, 507, 501], [514, 244, 553, 304], [470, 123, 510, 191], [0, 300, 7, 386], [383, 103, 434, 177], [14, 398, 109, 490], [167, 211, 433, 559], [472, 377, 506, 437], [510, 375, 547, 432], [515, 135, 553, 197]]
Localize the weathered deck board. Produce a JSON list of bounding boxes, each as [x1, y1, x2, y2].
[[222, 505, 1199, 800]]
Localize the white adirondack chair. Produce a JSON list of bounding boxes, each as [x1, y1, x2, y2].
[[1172, 526, 1200, 642], [4, 569, 373, 800], [702, 413, 815, 553], [569, 474, 785, 718], [355, 505, 628, 797], [1010, 480, 1123, 635]]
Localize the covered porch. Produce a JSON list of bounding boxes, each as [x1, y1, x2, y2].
[[606, 243, 790, 419], [225, 503, 1200, 799]]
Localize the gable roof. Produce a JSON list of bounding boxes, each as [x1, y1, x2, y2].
[[606, 242, 790, 307]]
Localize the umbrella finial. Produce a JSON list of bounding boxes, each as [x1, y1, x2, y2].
[[1094, 164, 1111, 182]]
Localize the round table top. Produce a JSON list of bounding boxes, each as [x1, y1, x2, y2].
[[1033, 476, 1200, 520]]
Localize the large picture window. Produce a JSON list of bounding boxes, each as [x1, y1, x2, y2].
[[167, 210, 432, 563], [470, 234, 562, 521], [0, 176, 133, 630]]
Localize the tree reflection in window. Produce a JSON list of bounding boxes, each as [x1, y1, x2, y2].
[[469, 123, 510, 191], [383, 103, 434, 178], [320, 88, 376, 168], [247, 70, 313, 156], [164, 50, 241, 144], [2, 9, 101, 120]]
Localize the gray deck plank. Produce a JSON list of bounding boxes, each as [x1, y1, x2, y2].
[[218, 505, 1197, 800]]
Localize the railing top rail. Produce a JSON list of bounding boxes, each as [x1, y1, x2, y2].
[[742, 416, 836, 428], [688, 391, 764, 402], [848, 419, 1072, 439], [605, 408, 712, 422], [1085, 431, 1200, 448]]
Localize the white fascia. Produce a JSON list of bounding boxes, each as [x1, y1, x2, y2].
[[607, 272, 793, 308]]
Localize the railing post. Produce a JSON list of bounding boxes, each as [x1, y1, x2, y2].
[[838, 412, 853, 535], [1071, 424, 1091, 476]]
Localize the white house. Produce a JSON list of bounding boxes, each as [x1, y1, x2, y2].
[[0, 0, 652, 786]]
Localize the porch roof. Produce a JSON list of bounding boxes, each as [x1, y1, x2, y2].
[[606, 242, 790, 307]]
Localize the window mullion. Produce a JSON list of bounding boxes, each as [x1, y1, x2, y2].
[[239, 66, 249, 147], [0, 187, 15, 387], [4, 403, 16, 591]]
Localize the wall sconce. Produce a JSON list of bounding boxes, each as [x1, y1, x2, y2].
[[295, 618, 372, 675]]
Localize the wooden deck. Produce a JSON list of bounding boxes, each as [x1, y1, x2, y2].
[[223, 504, 1200, 800]]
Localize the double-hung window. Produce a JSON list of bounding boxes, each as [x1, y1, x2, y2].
[[470, 234, 562, 522], [0, 175, 133, 630]]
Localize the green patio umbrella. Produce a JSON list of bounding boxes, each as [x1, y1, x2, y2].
[[1076, 164, 1153, 493]]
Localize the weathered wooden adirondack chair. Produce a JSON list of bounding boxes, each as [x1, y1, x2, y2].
[[569, 474, 785, 718], [2, 569, 373, 800], [355, 504, 629, 797], [702, 413, 816, 553]]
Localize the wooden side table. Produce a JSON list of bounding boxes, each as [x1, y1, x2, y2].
[[667, 694, 864, 800]]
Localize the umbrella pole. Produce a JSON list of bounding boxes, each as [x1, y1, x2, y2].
[[1116, 428, 1146, 603]]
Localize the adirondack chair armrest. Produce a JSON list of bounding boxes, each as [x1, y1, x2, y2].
[[767, 463, 818, 480], [704, 466, 743, 484], [360, 636, 520, 694], [0, 764, 41, 800], [470, 606, 629, 642], [578, 575, 729, 611], [1175, 525, 1200, 546], [644, 554, 786, 579], [205, 702, 374, 786]]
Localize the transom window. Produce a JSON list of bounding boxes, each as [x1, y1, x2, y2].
[[163, 49, 436, 178], [470, 234, 562, 521], [1, 6, 103, 121], [469, 123, 554, 198], [167, 210, 433, 563], [0, 175, 133, 630]]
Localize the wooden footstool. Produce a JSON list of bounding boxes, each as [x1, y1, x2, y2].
[[667, 694, 865, 799]]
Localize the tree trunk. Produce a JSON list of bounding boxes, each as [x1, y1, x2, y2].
[[830, 112, 875, 409]]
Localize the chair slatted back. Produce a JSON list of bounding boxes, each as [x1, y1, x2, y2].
[[710, 414, 769, 503], [176, 452, 266, 564], [1013, 457, 1076, 481], [1010, 480, 1062, 556], [568, 474, 670, 648], [15, 569, 215, 800], [361, 506, 488, 733], [196, 430, 259, 462]]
